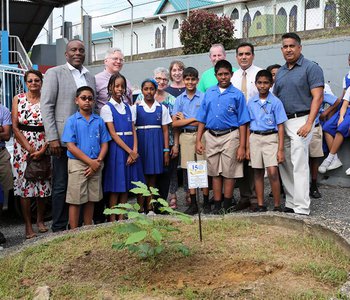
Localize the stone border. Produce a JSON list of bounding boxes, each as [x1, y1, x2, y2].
[[1, 213, 349, 298]]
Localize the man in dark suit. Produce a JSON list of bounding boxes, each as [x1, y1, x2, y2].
[[41, 39, 96, 232]]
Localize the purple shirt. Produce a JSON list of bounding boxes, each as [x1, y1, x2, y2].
[[95, 69, 133, 112], [0, 105, 11, 148]]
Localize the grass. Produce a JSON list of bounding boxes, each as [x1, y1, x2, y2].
[[0, 219, 349, 299]]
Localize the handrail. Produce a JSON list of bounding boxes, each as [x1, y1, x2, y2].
[[8, 35, 33, 70], [0, 65, 25, 109]]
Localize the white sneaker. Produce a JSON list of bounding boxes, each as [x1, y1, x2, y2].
[[318, 159, 332, 174], [345, 167, 350, 176], [147, 211, 156, 216], [327, 158, 343, 171]]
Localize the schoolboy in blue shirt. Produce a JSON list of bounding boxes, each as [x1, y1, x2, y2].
[[246, 70, 287, 211], [62, 86, 111, 229], [196, 60, 250, 214], [172, 67, 209, 215]]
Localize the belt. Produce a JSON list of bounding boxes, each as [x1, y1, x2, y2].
[[136, 125, 161, 129], [18, 124, 45, 132], [315, 123, 320, 127], [208, 127, 238, 137], [181, 128, 197, 133], [250, 130, 278, 135], [116, 131, 133, 136], [286, 110, 310, 119]]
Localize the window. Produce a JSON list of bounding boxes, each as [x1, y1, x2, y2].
[[155, 28, 161, 48], [306, 0, 320, 9], [278, 7, 287, 16], [289, 5, 297, 32], [230, 8, 239, 20], [173, 19, 179, 29], [253, 11, 261, 21], [162, 26, 166, 48], [243, 12, 251, 38]]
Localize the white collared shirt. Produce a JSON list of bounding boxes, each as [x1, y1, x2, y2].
[[131, 99, 172, 125], [66, 62, 88, 88], [231, 64, 262, 102], [100, 98, 136, 123]]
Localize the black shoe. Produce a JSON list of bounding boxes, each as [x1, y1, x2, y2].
[[184, 205, 198, 215], [211, 201, 223, 215], [0, 231, 6, 244], [257, 205, 267, 212], [273, 206, 282, 212], [283, 207, 295, 213], [203, 203, 211, 214], [233, 201, 250, 211], [310, 188, 321, 199], [250, 203, 259, 212]]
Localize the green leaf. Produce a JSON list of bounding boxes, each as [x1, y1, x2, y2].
[[116, 203, 134, 210], [175, 244, 190, 256], [128, 211, 141, 219], [130, 187, 151, 196], [112, 242, 126, 250], [157, 225, 180, 232], [176, 214, 193, 224], [115, 223, 141, 234], [104, 208, 127, 215], [157, 198, 169, 207], [125, 230, 147, 245], [131, 181, 148, 190], [137, 218, 152, 226], [133, 203, 140, 211], [149, 186, 160, 196], [138, 243, 150, 253], [151, 228, 162, 244], [127, 244, 140, 253], [155, 245, 164, 255], [159, 207, 173, 213]]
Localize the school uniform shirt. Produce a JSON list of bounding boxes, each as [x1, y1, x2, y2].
[[342, 71, 350, 90], [172, 89, 204, 130], [196, 84, 250, 130], [231, 65, 262, 101], [0, 105, 11, 148], [100, 98, 136, 123], [315, 91, 338, 125], [247, 92, 287, 132], [131, 99, 172, 125], [61, 111, 111, 159]]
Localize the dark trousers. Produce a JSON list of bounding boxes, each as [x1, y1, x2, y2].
[[51, 151, 69, 232], [237, 159, 257, 204]]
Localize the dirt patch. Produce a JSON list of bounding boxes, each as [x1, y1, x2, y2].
[[0, 218, 349, 299]]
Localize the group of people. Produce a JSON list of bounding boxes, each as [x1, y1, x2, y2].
[[0, 31, 348, 242]]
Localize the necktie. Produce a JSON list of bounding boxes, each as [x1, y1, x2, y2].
[[241, 71, 247, 101]]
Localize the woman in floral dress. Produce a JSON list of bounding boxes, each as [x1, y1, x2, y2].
[[12, 69, 51, 239]]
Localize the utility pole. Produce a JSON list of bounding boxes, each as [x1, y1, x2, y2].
[[81, 0, 84, 39], [127, 0, 133, 61]]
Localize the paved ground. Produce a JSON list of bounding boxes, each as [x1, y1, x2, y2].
[[0, 182, 350, 254]]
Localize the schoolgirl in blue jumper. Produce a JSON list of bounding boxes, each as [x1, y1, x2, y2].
[[133, 79, 172, 214], [100, 73, 144, 221]]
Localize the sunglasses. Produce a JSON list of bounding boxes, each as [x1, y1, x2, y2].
[[26, 79, 41, 83], [79, 96, 94, 101]]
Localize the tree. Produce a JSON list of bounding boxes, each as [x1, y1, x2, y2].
[[179, 10, 236, 55]]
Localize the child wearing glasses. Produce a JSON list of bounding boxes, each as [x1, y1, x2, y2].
[[246, 70, 287, 212], [100, 73, 144, 221], [61, 86, 111, 229]]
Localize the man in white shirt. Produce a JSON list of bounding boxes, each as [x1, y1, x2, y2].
[[41, 39, 96, 232], [95, 48, 133, 112], [231, 42, 262, 211]]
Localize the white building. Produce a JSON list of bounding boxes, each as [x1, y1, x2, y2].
[[102, 0, 338, 56]]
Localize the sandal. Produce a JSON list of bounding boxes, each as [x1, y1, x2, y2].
[[168, 194, 178, 209], [37, 224, 49, 233], [26, 233, 37, 240]]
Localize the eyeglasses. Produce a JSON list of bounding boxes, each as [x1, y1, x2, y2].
[[26, 79, 41, 83], [155, 77, 169, 82], [79, 96, 94, 101], [109, 57, 124, 62]]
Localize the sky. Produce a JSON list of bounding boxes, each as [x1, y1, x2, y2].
[[34, 0, 161, 45]]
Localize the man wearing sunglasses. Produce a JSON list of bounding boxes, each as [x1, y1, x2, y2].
[[41, 39, 96, 232]]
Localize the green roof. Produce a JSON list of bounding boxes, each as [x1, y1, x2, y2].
[[154, 0, 216, 15]]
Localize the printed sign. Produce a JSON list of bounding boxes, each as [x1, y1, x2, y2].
[[187, 160, 208, 189]]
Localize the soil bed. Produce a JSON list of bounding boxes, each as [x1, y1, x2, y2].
[[0, 217, 349, 299]]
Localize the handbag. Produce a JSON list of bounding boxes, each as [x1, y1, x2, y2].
[[24, 154, 51, 181]]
